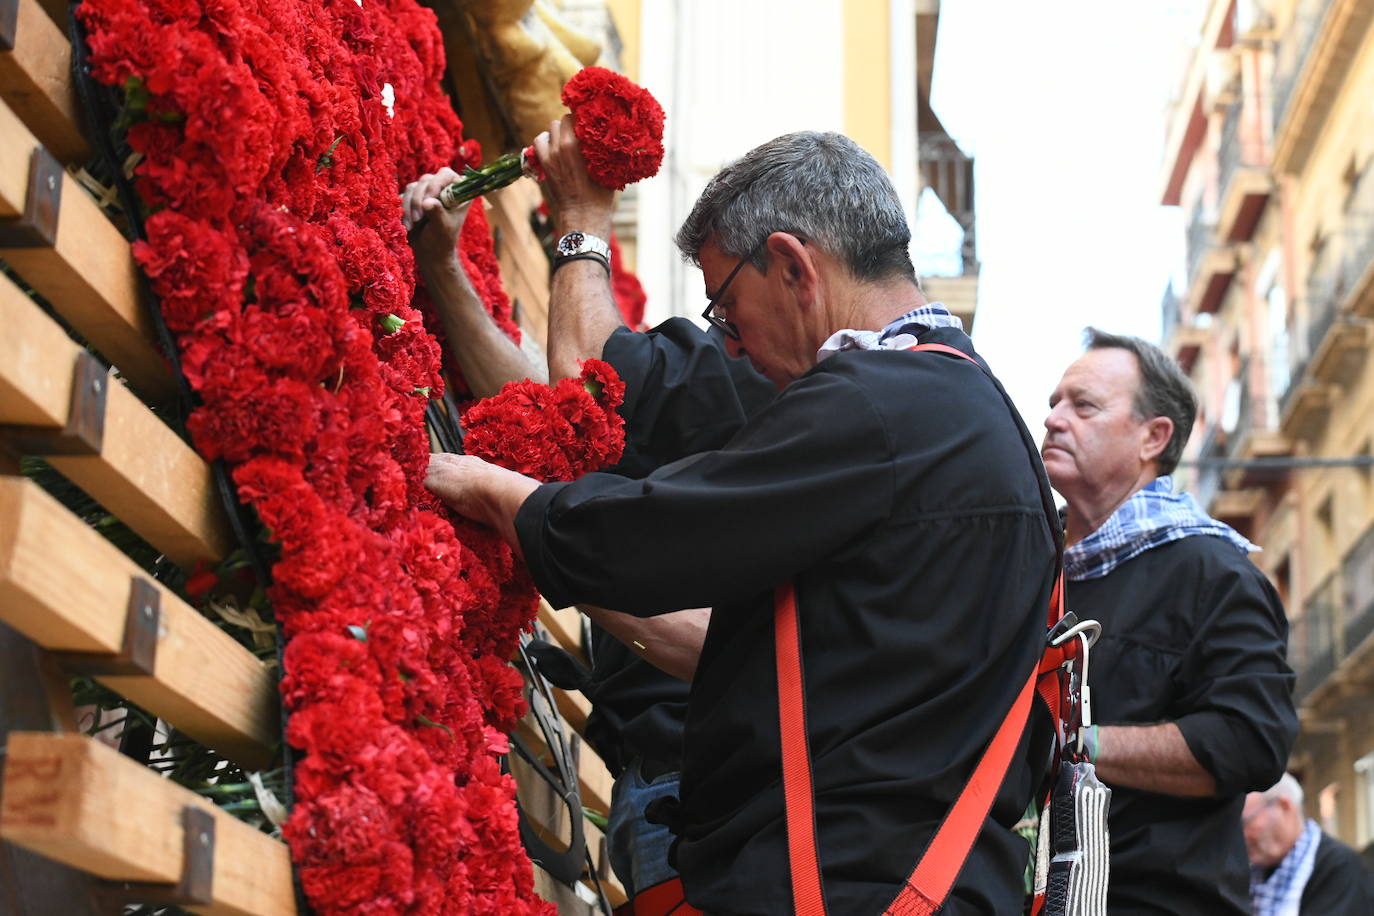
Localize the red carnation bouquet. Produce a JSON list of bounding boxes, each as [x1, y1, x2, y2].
[[461, 359, 626, 481], [438, 66, 665, 207]]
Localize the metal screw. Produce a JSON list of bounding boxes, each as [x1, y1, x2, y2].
[[142, 604, 154, 618], [199, 832, 209, 846], [91, 378, 102, 393], [46, 175, 56, 192]]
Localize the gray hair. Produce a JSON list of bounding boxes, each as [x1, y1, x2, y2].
[[1084, 327, 1197, 477], [674, 131, 916, 283], [1260, 773, 1305, 808]]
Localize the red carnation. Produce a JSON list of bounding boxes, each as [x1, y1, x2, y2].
[[560, 66, 665, 191]]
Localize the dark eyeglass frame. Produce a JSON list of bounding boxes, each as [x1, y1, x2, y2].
[[701, 239, 768, 341]]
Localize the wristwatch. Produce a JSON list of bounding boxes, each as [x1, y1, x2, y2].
[[554, 230, 611, 264]]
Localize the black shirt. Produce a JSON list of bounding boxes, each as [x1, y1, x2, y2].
[[580, 322, 778, 777], [1302, 832, 1374, 915], [517, 322, 1057, 915], [1067, 535, 1298, 914]]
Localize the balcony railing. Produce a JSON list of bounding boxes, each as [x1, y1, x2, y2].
[[1337, 169, 1374, 303], [1293, 571, 1341, 702], [1192, 423, 1226, 513], [1230, 359, 1254, 451], [1187, 201, 1216, 285], [1306, 246, 1343, 358], [1161, 282, 1182, 344], [1345, 521, 1374, 655], [1272, 0, 1334, 132]]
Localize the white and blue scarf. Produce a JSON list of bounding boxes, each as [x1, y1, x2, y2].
[[1065, 476, 1257, 581]]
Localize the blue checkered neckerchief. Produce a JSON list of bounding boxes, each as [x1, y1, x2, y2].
[[1250, 818, 1321, 916], [1064, 476, 1257, 582], [815, 303, 964, 360]]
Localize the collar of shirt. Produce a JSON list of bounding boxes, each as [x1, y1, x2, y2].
[[815, 303, 964, 360], [1250, 819, 1322, 916], [1064, 475, 1258, 582]]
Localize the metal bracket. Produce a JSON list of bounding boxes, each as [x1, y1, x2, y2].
[[92, 806, 215, 910], [51, 578, 160, 678], [0, 350, 109, 456], [0, 146, 63, 248]]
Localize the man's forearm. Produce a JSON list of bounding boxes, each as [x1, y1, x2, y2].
[[578, 604, 709, 681], [420, 255, 545, 398], [547, 227, 623, 382], [1095, 722, 1218, 797]]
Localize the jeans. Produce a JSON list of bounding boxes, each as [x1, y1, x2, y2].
[[607, 756, 681, 897]]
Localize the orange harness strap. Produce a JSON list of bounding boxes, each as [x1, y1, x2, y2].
[[775, 342, 1070, 915]]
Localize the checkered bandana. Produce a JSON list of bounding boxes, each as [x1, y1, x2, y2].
[[1250, 818, 1321, 916], [1064, 476, 1257, 581], [816, 303, 964, 360]]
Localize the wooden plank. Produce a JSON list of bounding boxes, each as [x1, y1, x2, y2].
[[0, 732, 296, 916], [0, 477, 278, 769], [538, 597, 586, 663], [581, 819, 627, 907], [0, 99, 174, 402], [553, 686, 591, 736], [0, 95, 32, 218], [0, 0, 92, 163], [0, 272, 232, 567]]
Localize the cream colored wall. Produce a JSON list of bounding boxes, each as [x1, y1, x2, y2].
[[843, 0, 893, 172]]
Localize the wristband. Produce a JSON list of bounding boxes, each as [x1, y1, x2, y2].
[[550, 252, 610, 276], [1082, 723, 1101, 764]]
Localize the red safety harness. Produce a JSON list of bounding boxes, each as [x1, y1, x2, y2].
[[776, 343, 1077, 916]]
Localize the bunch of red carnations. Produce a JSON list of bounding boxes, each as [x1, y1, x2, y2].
[[463, 359, 627, 481], [438, 65, 665, 208], [76, 0, 591, 910]]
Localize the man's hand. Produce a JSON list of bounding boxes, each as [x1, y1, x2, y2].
[[426, 453, 539, 549], [401, 168, 472, 267], [533, 115, 615, 238]]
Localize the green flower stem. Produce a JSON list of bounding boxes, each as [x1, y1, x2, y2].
[[438, 152, 527, 209]]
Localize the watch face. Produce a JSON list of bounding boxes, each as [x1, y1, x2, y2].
[[558, 231, 586, 256]]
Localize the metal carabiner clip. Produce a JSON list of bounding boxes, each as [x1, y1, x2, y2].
[[1049, 617, 1102, 756]]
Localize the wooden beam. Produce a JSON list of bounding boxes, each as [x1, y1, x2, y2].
[[0, 99, 174, 402], [0, 477, 278, 769], [0, 732, 297, 916], [0, 273, 232, 567], [0, 0, 92, 163]]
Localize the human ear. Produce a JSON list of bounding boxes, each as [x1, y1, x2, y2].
[[765, 232, 817, 303], [1140, 416, 1174, 464]]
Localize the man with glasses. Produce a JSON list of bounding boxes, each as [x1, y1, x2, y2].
[[428, 129, 1057, 914]]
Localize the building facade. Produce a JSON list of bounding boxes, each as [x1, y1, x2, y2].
[[1161, 0, 1374, 848], [602, 0, 977, 330]]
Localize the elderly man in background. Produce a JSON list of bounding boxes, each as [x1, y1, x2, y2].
[[1042, 328, 1299, 914], [1244, 773, 1373, 914], [428, 130, 1059, 915]]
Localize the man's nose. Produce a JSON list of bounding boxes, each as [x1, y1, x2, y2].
[[1044, 404, 1067, 432]]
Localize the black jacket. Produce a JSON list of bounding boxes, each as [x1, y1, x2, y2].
[[1068, 535, 1298, 914], [518, 320, 1057, 915]]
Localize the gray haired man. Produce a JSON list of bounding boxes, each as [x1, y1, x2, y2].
[[427, 131, 1059, 914], [1042, 329, 1299, 914], [1244, 774, 1372, 914]]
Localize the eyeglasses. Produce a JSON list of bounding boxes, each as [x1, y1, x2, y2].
[[701, 239, 767, 341]]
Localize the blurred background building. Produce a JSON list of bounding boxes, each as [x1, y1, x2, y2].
[[587, 0, 978, 330], [1161, 0, 1374, 848]]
